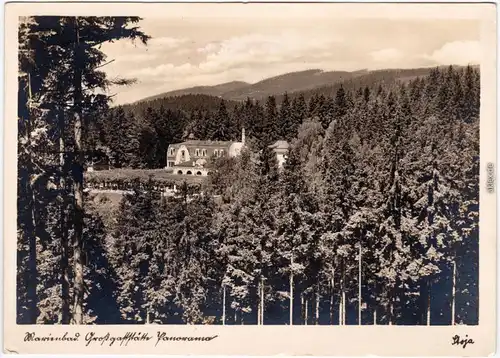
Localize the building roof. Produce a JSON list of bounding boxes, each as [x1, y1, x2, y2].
[[168, 140, 239, 149], [269, 140, 290, 150]]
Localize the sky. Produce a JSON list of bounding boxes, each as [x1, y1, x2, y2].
[[100, 16, 481, 105]]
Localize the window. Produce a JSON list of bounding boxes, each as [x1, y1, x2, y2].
[[213, 149, 219, 157], [177, 170, 183, 175], [196, 171, 202, 176], [181, 150, 186, 160], [186, 171, 192, 175], [169, 148, 175, 156], [202, 149, 207, 157], [168, 161, 175, 167], [195, 149, 200, 156], [220, 149, 225, 157]]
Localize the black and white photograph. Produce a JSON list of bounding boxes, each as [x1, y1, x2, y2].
[[3, 2, 497, 356]]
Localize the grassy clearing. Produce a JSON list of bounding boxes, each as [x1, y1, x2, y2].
[[90, 192, 124, 230]]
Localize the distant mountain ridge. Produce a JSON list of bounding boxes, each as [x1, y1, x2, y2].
[[139, 81, 250, 102], [134, 66, 471, 105]]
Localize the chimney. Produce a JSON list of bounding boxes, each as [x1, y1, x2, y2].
[[241, 127, 246, 145]]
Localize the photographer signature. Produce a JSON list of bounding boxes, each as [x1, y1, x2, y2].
[[452, 334, 474, 349]]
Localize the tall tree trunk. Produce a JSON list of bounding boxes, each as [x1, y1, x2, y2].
[[451, 259, 456, 325], [289, 259, 293, 325], [338, 290, 342, 325], [315, 283, 320, 325], [257, 280, 261, 325], [388, 284, 394, 326], [305, 298, 308, 326], [71, 17, 85, 325], [260, 277, 264, 325], [222, 284, 226, 326], [25, 72, 38, 323], [59, 109, 70, 324], [301, 294, 305, 325], [358, 241, 362, 325], [427, 281, 431, 326], [373, 308, 377, 325], [330, 270, 335, 325], [342, 289, 346, 325], [26, 174, 38, 323], [341, 267, 346, 325], [389, 300, 393, 326]]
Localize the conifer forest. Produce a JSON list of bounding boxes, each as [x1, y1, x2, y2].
[[18, 16, 479, 325]]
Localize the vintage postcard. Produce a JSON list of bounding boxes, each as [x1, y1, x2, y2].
[[3, 1, 497, 356]]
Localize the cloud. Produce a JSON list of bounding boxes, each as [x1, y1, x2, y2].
[[115, 52, 159, 63], [130, 31, 345, 82], [103, 36, 189, 65], [198, 31, 344, 73], [424, 40, 481, 65], [148, 36, 189, 48], [130, 63, 195, 79], [197, 42, 220, 54], [115, 36, 188, 50], [370, 48, 403, 62]]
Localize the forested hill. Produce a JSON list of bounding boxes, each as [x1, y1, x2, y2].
[[132, 67, 449, 105], [119, 67, 440, 118], [220, 69, 356, 101], [91, 65, 478, 173], [286, 67, 441, 102], [123, 67, 469, 116], [121, 94, 240, 117], [138, 81, 250, 102]]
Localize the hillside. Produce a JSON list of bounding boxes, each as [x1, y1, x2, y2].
[[135, 69, 358, 103], [285, 67, 438, 102], [120, 66, 470, 119], [222, 69, 357, 101], [124, 67, 443, 115], [122, 93, 240, 116], [132, 67, 455, 105], [138, 81, 250, 102]]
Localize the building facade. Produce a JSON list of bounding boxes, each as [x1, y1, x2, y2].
[[166, 129, 289, 176], [166, 129, 246, 176], [269, 140, 290, 168]]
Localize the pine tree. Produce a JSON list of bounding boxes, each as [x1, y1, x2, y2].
[[263, 96, 279, 145], [18, 16, 149, 325], [278, 92, 292, 140], [291, 94, 307, 136]]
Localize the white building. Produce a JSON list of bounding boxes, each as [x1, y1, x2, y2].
[[166, 129, 288, 176]]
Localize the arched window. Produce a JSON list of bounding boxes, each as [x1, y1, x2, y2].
[[196, 171, 202, 176], [195, 149, 200, 156], [220, 149, 225, 157], [202, 149, 207, 157], [177, 170, 183, 175], [186, 171, 192, 175], [169, 148, 175, 156]]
